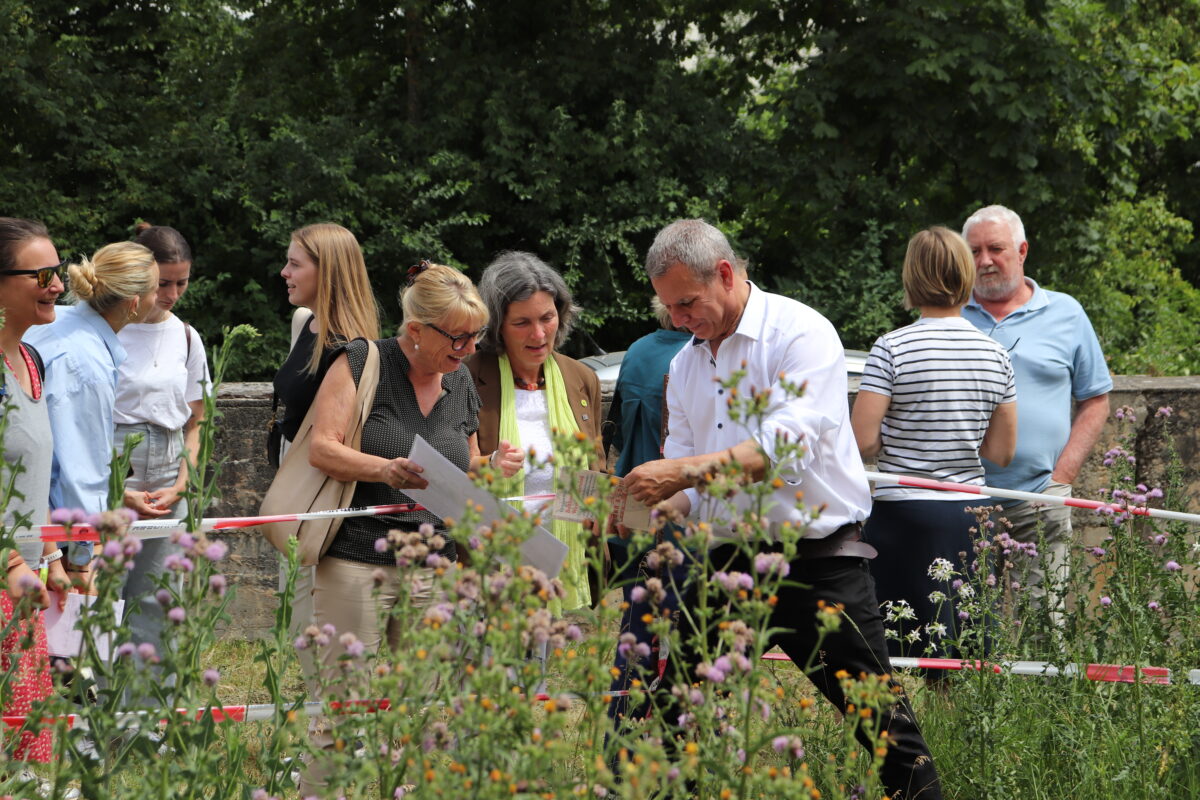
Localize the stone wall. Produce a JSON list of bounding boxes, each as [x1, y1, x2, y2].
[[210, 376, 1200, 638]]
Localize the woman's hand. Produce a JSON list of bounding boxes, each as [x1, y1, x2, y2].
[[147, 486, 184, 514], [7, 561, 50, 611], [66, 567, 97, 596], [381, 458, 428, 491], [46, 559, 71, 611], [124, 488, 171, 518], [491, 440, 524, 478]]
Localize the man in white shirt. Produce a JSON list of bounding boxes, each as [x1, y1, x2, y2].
[[624, 219, 942, 799]]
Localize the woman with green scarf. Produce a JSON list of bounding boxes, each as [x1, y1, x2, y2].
[[469, 251, 604, 613]]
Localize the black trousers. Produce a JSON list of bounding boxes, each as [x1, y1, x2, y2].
[[663, 545, 943, 800]]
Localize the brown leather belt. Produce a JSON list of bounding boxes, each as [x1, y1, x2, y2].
[[793, 522, 877, 560]]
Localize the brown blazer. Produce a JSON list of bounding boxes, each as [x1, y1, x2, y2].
[[467, 350, 605, 470]]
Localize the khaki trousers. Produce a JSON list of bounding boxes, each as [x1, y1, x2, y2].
[[299, 557, 436, 797]]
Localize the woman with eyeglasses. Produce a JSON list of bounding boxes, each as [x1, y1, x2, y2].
[[468, 251, 604, 614], [0, 218, 71, 766], [268, 222, 380, 698], [111, 222, 209, 656], [299, 261, 513, 796]]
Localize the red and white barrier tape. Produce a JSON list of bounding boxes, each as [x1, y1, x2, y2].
[[865, 471, 1200, 526], [761, 651, 1192, 685], [12, 495, 558, 545], [9, 650, 1196, 729]]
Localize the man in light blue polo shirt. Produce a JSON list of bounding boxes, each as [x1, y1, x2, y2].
[[961, 205, 1111, 618]]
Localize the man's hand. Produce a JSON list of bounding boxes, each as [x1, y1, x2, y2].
[[624, 459, 687, 506]]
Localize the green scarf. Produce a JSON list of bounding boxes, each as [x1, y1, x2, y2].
[[497, 353, 590, 611]]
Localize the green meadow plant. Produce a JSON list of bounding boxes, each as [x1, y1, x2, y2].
[[908, 404, 1200, 800]]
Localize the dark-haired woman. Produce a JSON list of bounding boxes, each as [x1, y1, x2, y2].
[[113, 222, 209, 652], [0, 217, 69, 764]]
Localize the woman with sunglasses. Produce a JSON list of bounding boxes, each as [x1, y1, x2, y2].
[[468, 251, 604, 614], [300, 262, 515, 796], [25, 241, 160, 583], [269, 222, 379, 697], [0, 219, 74, 765], [111, 223, 209, 655]]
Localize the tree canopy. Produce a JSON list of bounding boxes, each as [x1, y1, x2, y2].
[[4, 0, 1199, 377]]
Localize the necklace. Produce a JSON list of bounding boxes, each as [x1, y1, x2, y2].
[[513, 373, 545, 391], [150, 319, 170, 367]]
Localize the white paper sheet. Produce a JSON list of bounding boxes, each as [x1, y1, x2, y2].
[[403, 435, 568, 578], [553, 469, 652, 531], [44, 594, 124, 662]]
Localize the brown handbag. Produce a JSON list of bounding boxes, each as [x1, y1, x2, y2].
[[259, 339, 380, 566]]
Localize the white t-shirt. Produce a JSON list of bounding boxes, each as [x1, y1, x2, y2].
[[115, 315, 210, 430], [514, 388, 554, 513]]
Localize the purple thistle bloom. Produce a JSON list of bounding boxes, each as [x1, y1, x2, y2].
[[1148, 601, 1161, 611], [1090, 547, 1107, 557], [102, 540, 123, 559], [630, 586, 647, 603], [294, 636, 309, 651], [204, 541, 228, 562], [1100, 596, 1112, 607], [203, 668, 220, 687], [1156, 406, 1173, 418], [374, 537, 389, 554], [138, 642, 159, 663], [49, 508, 73, 525], [345, 640, 366, 658], [155, 589, 172, 607], [116, 642, 136, 659], [167, 607, 186, 624], [209, 574, 227, 596], [1165, 561, 1182, 572]]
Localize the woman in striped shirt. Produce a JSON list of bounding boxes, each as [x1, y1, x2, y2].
[[852, 226, 1016, 663]]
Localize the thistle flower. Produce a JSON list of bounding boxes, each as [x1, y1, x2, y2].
[[1100, 596, 1112, 607], [203, 668, 220, 687], [1165, 561, 1181, 572], [168, 607, 186, 624]]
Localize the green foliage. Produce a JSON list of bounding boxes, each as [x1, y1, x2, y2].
[[3, 0, 1200, 374]]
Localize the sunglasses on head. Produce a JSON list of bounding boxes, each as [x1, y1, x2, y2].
[[0, 260, 67, 288]]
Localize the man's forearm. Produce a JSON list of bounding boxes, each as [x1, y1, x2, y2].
[[1051, 393, 1110, 484]]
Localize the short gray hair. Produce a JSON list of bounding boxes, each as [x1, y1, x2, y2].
[[962, 205, 1027, 247], [644, 219, 737, 281], [477, 251, 579, 354]]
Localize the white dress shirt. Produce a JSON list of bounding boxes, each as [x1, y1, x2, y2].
[[664, 282, 870, 541]]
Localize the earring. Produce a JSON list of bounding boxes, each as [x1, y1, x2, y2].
[[127, 308, 138, 321], [415, 342, 420, 351]]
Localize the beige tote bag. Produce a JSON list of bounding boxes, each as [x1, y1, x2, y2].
[[259, 339, 380, 566]]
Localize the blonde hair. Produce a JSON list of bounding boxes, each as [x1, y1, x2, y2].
[[401, 263, 487, 332], [902, 227, 975, 310], [68, 242, 157, 315], [291, 223, 380, 374]]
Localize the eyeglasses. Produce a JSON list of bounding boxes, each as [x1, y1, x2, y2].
[[0, 260, 67, 288], [426, 323, 486, 351]]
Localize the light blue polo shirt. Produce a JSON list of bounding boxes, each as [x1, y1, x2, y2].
[[963, 279, 1111, 495]]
